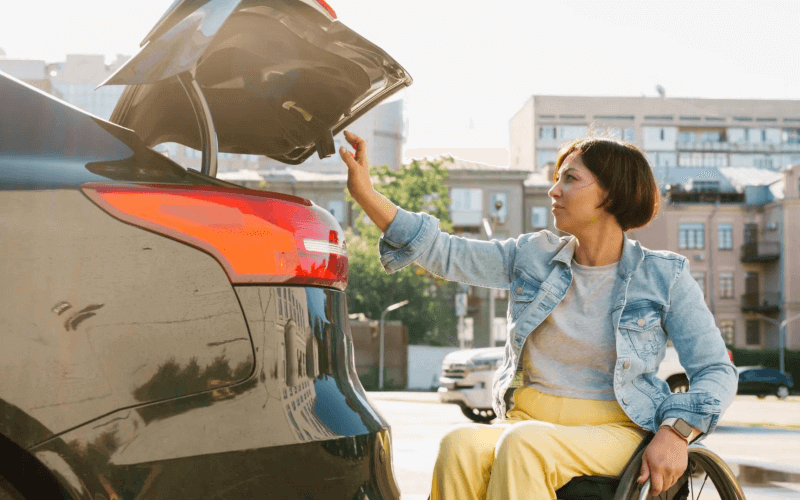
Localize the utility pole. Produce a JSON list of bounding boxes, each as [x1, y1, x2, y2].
[[482, 199, 504, 347]]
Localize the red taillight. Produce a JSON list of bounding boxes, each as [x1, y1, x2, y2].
[[727, 349, 734, 364], [314, 0, 337, 18], [82, 183, 347, 290]]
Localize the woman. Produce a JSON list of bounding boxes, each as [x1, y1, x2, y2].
[[339, 131, 737, 499]]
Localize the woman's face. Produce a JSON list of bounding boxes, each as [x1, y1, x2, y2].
[[547, 152, 612, 234]]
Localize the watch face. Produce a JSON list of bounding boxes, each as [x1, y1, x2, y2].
[[674, 418, 693, 437]]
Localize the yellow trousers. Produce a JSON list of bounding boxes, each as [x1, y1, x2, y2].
[[431, 387, 649, 500]]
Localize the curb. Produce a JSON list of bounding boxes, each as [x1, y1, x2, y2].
[[724, 459, 800, 485]]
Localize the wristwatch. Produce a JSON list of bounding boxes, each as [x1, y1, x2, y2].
[[659, 417, 693, 443]]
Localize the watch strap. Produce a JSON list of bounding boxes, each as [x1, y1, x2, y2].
[[659, 417, 692, 443]]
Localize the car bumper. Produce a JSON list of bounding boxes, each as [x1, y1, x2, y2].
[[438, 379, 493, 410]]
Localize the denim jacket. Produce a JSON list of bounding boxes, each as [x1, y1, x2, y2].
[[378, 208, 738, 439]]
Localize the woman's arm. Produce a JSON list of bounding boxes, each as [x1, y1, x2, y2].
[[340, 131, 522, 289], [655, 258, 738, 437], [339, 130, 397, 232]]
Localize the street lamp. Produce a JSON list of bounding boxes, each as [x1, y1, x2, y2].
[[379, 299, 409, 389], [482, 199, 504, 347], [751, 311, 800, 374]]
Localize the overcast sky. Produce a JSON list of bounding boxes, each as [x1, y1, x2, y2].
[[3, 0, 800, 151]]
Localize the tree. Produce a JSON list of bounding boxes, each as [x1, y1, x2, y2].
[[344, 156, 459, 345]]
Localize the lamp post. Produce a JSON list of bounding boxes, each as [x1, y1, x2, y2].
[[482, 199, 504, 347], [379, 299, 409, 389], [751, 311, 800, 374]]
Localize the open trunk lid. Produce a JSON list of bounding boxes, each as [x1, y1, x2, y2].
[[104, 0, 412, 165]]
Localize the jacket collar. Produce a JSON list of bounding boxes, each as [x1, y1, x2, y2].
[[550, 233, 644, 278]]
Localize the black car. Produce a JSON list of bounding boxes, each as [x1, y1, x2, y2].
[[0, 0, 411, 498], [737, 366, 794, 400]]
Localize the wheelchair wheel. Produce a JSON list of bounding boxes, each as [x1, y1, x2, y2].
[[624, 446, 745, 500]]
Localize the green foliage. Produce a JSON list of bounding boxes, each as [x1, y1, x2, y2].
[[345, 157, 460, 346]]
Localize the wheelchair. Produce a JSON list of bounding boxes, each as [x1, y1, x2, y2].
[[555, 432, 746, 500]]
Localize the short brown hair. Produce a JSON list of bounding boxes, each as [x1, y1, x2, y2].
[[554, 137, 660, 231]]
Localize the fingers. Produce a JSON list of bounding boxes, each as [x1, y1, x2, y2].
[[343, 130, 366, 162], [339, 145, 358, 170], [648, 472, 664, 497], [638, 458, 650, 484]]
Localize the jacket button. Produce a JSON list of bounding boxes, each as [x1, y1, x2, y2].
[[516, 287, 523, 295], [637, 318, 646, 327], [622, 397, 629, 405], [623, 360, 630, 369]]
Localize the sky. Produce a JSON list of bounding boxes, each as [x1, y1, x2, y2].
[[3, 0, 800, 153]]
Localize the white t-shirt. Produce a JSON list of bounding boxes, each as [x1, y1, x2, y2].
[[521, 258, 619, 400]]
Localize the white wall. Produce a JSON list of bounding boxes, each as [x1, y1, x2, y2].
[[407, 345, 460, 390]]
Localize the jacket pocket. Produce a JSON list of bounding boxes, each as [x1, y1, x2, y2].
[[619, 301, 666, 359], [509, 273, 541, 321]]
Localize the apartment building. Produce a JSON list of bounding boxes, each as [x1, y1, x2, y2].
[[0, 55, 52, 94], [510, 95, 800, 174], [629, 163, 800, 351]]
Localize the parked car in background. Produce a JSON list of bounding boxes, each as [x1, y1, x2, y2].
[[438, 348, 504, 422], [656, 346, 735, 393], [737, 366, 794, 399], [0, 0, 411, 498], [439, 345, 734, 422]]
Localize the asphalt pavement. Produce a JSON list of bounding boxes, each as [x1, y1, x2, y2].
[[367, 391, 800, 499]]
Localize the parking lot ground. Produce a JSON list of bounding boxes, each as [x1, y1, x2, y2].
[[367, 392, 800, 500]]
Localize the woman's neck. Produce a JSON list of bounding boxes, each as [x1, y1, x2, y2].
[[572, 224, 624, 267]]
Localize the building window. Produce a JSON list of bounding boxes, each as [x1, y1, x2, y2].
[[679, 223, 705, 249], [532, 206, 548, 229], [784, 128, 800, 144], [719, 273, 734, 299], [693, 180, 720, 192], [623, 128, 635, 142], [700, 131, 723, 142], [450, 188, 483, 226], [718, 223, 733, 250], [490, 192, 508, 224], [539, 126, 556, 140], [746, 320, 760, 345], [660, 129, 665, 140], [558, 125, 587, 141], [678, 131, 697, 144], [719, 320, 735, 346]]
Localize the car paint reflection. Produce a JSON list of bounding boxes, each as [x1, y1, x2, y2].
[[29, 288, 397, 499]]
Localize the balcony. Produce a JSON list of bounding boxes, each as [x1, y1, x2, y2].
[[740, 292, 781, 314], [676, 141, 789, 153], [740, 241, 781, 263], [668, 190, 745, 204]]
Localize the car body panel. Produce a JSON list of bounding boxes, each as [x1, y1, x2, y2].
[[27, 288, 400, 499], [2, 0, 406, 495], [105, 0, 412, 164], [737, 366, 793, 396], [0, 72, 230, 191], [0, 189, 254, 446]]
